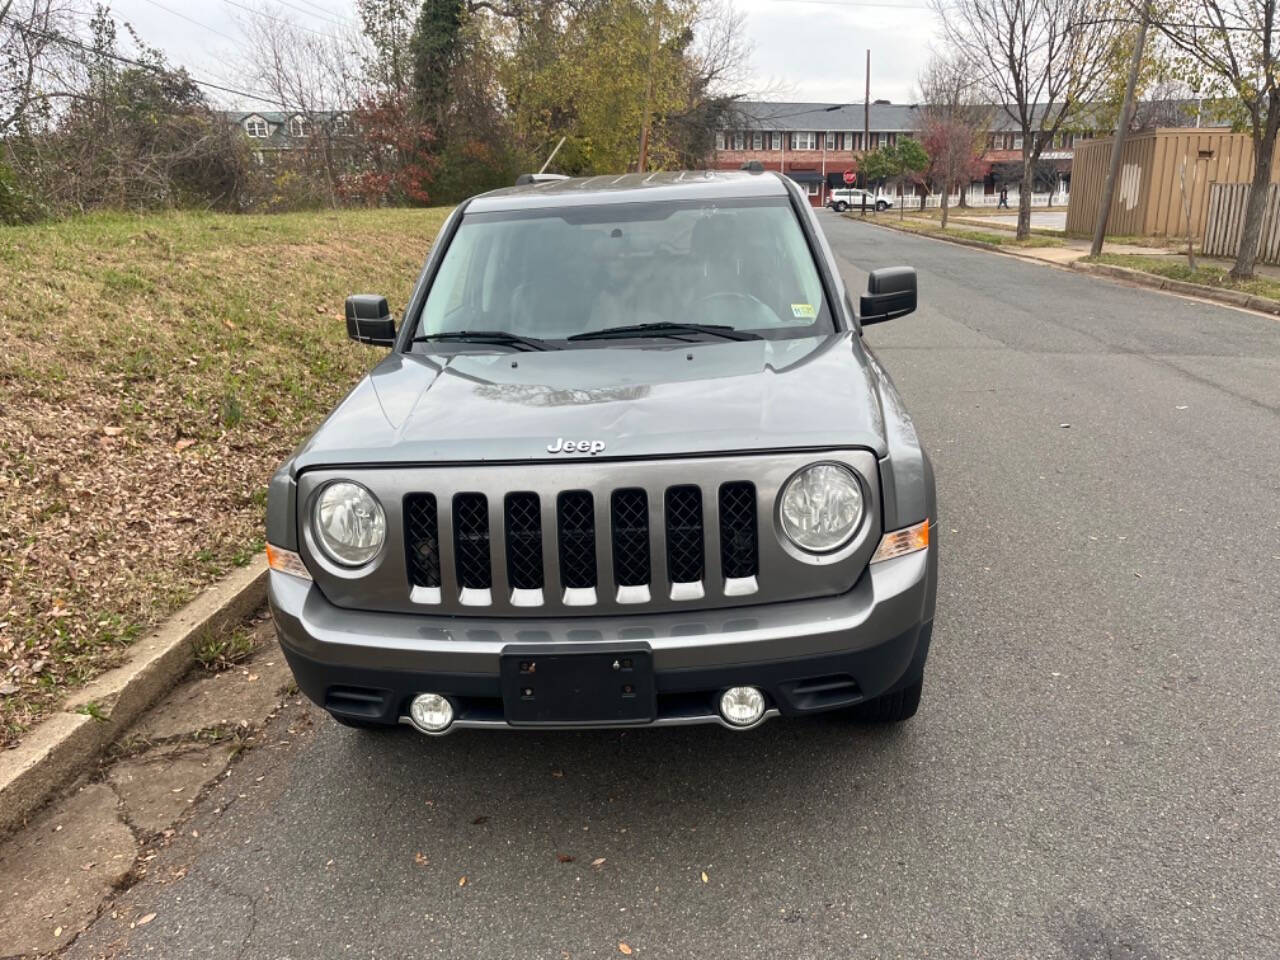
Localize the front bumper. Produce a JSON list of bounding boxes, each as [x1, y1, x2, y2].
[[270, 547, 935, 730]]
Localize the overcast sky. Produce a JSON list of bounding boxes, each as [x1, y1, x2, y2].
[[98, 0, 942, 109]]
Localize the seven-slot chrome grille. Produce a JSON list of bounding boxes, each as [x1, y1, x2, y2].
[[404, 481, 758, 609], [300, 451, 881, 618]]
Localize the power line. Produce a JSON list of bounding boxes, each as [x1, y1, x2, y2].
[[136, 0, 242, 44], [216, 0, 352, 40], [283, 0, 361, 27], [16, 22, 285, 106]]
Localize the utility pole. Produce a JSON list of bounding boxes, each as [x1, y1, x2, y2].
[[863, 50, 870, 163], [1090, 0, 1149, 257], [637, 0, 663, 172]]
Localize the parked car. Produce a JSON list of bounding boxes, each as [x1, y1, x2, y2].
[[266, 170, 937, 736], [827, 188, 892, 212]]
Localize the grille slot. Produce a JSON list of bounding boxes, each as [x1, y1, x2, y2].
[[504, 492, 543, 590], [718, 482, 758, 578], [404, 493, 441, 588], [665, 485, 705, 583], [611, 489, 651, 587], [452, 493, 491, 590], [557, 491, 597, 589]]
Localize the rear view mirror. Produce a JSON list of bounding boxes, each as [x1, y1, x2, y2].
[[345, 294, 396, 346], [860, 267, 917, 325]]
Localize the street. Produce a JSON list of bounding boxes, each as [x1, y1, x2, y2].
[[68, 212, 1280, 960]]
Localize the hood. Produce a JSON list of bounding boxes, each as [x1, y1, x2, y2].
[[291, 334, 887, 470]]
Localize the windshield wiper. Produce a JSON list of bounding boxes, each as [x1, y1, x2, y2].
[[567, 322, 759, 342], [413, 330, 553, 351]]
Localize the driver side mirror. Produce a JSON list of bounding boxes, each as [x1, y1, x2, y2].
[[860, 267, 917, 325], [345, 294, 396, 346]]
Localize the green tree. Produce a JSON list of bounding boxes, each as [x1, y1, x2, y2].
[[860, 140, 929, 219]]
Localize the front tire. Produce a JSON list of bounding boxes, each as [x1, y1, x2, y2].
[[834, 201, 848, 212], [876, 201, 889, 212], [851, 678, 922, 723]]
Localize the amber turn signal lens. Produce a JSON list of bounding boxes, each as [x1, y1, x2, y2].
[[870, 520, 930, 564], [266, 543, 312, 580]]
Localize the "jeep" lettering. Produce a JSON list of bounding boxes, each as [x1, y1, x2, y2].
[[547, 438, 605, 455]]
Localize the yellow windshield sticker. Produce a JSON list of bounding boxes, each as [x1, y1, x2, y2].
[[790, 303, 816, 319]]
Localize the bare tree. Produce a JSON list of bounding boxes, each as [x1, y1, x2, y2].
[[0, 0, 75, 133], [917, 50, 991, 226], [1151, 0, 1278, 278], [933, 0, 1124, 239], [236, 4, 370, 206]]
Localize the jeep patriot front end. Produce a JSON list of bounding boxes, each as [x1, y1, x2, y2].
[[266, 170, 937, 733]]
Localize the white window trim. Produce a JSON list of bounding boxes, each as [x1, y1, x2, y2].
[[793, 132, 816, 151], [288, 115, 307, 138], [771, 132, 782, 150], [752, 131, 762, 150], [806, 181, 820, 196], [733, 132, 744, 150], [244, 115, 269, 138], [824, 132, 836, 150]]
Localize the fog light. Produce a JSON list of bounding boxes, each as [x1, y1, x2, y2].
[[719, 686, 766, 727], [408, 693, 454, 733]]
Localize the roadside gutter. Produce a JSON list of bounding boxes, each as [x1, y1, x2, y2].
[[0, 558, 268, 837], [850, 214, 1280, 318]]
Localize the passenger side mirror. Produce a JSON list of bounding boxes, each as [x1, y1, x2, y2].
[[859, 266, 917, 325], [345, 294, 396, 346]]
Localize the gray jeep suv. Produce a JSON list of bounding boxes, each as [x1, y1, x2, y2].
[[266, 170, 936, 735]]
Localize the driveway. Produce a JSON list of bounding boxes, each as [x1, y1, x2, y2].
[[66, 211, 1280, 960]]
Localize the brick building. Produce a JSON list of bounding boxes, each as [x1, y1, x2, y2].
[[713, 100, 1203, 207]]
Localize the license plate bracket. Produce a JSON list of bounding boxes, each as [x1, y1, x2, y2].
[[499, 645, 655, 725]]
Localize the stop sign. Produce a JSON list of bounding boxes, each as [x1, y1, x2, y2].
[[843, 169, 856, 185]]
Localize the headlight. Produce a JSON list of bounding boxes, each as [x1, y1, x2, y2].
[[778, 463, 864, 553], [312, 481, 386, 567]]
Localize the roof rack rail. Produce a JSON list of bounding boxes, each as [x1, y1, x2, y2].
[[514, 173, 570, 186]]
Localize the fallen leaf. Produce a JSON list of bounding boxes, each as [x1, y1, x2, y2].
[[136, 913, 156, 926], [171, 787, 184, 793], [54, 927, 62, 938], [174, 439, 195, 452], [0, 682, 18, 696], [551, 769, 564, 778], [458, 876, 467, 887], [700, 871, 708, 884], [557, 853, 575, 863], [102, 426, 124, 437], [471, 815, 489, 825], [618, 943, 633, 956], [591, 857, 606, 867], [414, 852, 428, 866]]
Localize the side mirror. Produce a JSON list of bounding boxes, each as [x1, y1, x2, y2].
[[345, 294, 396, 346], [859, 266, 917, 325]]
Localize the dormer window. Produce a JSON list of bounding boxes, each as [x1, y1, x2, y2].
[[289, 115, 308, 138], [244, 116, 268, 138]]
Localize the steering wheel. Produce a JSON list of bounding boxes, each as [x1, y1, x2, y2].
[[691, 290, 776, 325]]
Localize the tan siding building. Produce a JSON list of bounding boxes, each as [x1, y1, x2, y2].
[[1066, 128, 1280, 239]]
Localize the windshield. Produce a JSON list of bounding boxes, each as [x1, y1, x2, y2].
[[415, 198, 833, 345]]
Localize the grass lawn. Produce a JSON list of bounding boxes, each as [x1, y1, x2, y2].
[[1089, 253, 1280, 302], [0, 207, 450, 746], [864, 214, 1065, 248]]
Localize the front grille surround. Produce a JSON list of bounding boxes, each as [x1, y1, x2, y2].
[[297, 450, 882, 618]]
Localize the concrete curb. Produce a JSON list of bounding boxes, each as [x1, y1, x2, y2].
[[0, 557, 268, 837], [845, 213, 1061, 264], [848, 213, 1280, 318], [1068, 261, 1280, 317]]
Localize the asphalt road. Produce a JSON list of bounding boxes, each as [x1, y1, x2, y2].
[[68, 212, 1280, 960]]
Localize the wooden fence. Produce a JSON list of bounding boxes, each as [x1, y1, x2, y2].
[[1203, 182, 1280, 264]]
